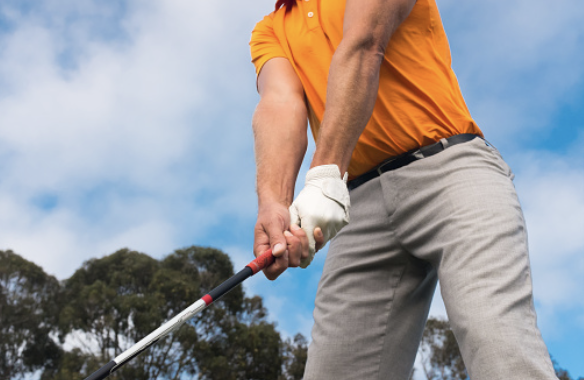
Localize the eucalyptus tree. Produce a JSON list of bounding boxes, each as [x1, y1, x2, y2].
[[53, 246, 283, 380], [418, 318, 467, 380], [0, 250, 61, 379]]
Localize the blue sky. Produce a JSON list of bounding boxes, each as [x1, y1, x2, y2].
[[1, 0, 583, 377]]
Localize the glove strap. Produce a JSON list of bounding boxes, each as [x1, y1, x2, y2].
[[306, 165, 348, 184]]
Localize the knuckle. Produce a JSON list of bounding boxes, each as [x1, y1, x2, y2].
[[265, 268, 280, 281], [288, 236, 299, 249], [293, 228, 307, 238], [269, 233, 285, 242]]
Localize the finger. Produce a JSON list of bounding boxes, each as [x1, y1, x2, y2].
[[302, 221, 317, 257], [263, 250, 288, 280], [264, 222, 288, 258], [284, 230, 302, 267], [298, 220, 317, 269], [253, 226, 270, 258], [254, 223, 286, 279], [314, 227, 325, 252], [289, 223, 309, 261], [289, 204, 300, 226]]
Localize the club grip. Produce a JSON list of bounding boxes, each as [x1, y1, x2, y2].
[[246, 249, 275, 274], [84, 360, 116, 380]]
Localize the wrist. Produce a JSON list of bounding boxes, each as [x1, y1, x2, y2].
[[305, 164, 348, 184], [311, 122, 358, 173], [257, 185, 294, 208], [310, 158, 349, 175], [258, 193, 291, 210]]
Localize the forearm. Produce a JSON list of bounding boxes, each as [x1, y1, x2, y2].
[[311, 43, 382, 172], [253, 96, 308, 207], [311, 0, 416, 173]]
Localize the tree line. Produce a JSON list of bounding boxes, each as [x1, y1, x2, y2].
[[1, 247, 306, 379], [0, 248, 579, 379]]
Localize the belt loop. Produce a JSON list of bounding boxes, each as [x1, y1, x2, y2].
[[413, 150, 424, 160], [483, 137, 497, 150], [440, 137, 450, 149]]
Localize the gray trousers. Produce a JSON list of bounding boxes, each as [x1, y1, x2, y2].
[[304, 138, 557, 380]]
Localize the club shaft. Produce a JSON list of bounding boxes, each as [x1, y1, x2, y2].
[[84, 249, 274, 380]]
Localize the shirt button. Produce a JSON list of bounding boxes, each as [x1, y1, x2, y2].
[[308, 11, 314, 17]]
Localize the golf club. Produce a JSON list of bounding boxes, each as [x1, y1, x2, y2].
[[84, 249, 275, 380]]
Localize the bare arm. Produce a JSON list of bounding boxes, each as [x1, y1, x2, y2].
[[253, 57, 307, 208], [311, 0, 417, 172], [252, 57, 313, 280]]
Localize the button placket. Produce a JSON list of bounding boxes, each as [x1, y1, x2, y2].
[[303, 0, 319, 29]]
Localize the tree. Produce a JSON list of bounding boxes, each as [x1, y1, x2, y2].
[[553, 357, 584, 380], [280, 333, 308, 380], [51, 246, 283, 379], [418, 317, 467, 380], [4, 248, 581, 380], [0, 250, 62, 379], [417, 317, 583, 380]]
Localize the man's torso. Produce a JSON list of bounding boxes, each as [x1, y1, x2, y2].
[[251, 0, 482, 177]]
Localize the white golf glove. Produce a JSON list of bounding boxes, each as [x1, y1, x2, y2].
[[289, 164, 350, 268]]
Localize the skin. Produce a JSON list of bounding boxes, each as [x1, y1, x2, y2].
[[253, 0, 417, 280]]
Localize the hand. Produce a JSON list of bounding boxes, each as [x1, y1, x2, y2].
[[289, 165, 350, 267], [254, 201, 323, 280]]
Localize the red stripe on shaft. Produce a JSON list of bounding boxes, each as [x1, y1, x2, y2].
[[202, 294, 213, 306]]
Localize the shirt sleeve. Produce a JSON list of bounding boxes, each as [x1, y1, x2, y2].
[[250, 13, 288, 77]]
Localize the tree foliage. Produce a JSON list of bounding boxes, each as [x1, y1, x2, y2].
[[1, 247, 309, 380], [4, 248, 579, 380], [279, 333, 308, 380], [418, 317, 467, 380], [50, 246, 284, 379], [0, 250, 62, 379], [553, 357, 584, 380], [418, 317, 582, 380]]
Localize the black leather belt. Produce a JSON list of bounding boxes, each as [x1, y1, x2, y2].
[[347, 133, 482, 191]]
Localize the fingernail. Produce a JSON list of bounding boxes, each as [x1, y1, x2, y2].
[[315, 228, 323, 237], [289, 224, 300, 231], [284, 231, 293, 237], [273, 243, 285, 253]]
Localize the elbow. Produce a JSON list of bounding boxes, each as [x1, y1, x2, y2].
[[259, 91, 307, 114], [340, 0, 417, 63]]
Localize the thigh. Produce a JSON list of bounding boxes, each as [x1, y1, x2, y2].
[[391, 139, 556, 379], [304, 176, 436, 380]]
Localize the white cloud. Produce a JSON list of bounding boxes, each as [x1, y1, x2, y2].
[[0, 0, 274, 277], [437, 0, 584, 143], [512, 149, 584, 337]]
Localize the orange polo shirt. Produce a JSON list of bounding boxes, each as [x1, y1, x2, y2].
[[250, 0, 482, 177]]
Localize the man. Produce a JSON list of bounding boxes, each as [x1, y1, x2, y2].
[[249, 0, 558, 379]]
